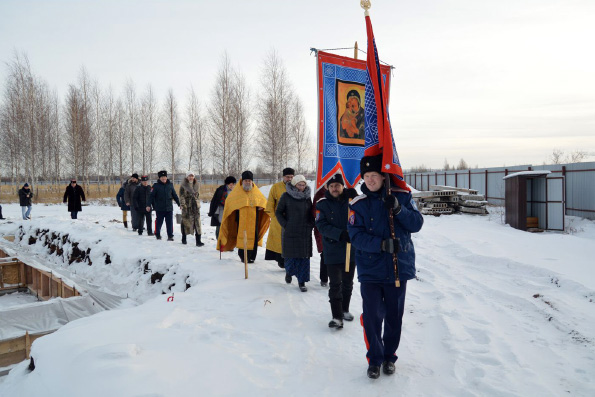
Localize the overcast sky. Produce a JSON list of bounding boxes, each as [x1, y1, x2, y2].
[[1, 0, 594, 170]]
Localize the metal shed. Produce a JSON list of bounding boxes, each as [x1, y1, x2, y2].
[[503, 171, 565, 231]]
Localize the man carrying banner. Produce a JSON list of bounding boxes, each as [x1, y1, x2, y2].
[[346, 2, 424, 379], [265, 168, 294, 269], [217, 171, 270, 263], [348, 155, 423, 378]]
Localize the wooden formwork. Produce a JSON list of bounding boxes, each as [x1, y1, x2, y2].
[[0, 330, 54, 369], [0, 251, 79, 300]]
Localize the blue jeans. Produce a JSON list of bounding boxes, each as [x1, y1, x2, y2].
[[21, 206, 32, 220]]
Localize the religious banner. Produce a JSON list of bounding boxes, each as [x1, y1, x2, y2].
[[315, 50, 392, 191]]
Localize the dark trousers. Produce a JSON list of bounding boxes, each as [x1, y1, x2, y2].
[[138, 212, 153, 234], [70, 211, 78, 219], [360, 280, 408, 367], [155, 211, 173, 238], [131, 209, 141, 229], [327, 260, 355, 319], [320, 252, 328, 283]]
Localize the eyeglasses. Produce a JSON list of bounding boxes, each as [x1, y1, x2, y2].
[[71, 181, 76, 183]]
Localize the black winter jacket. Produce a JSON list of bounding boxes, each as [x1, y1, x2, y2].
[[133, 184, 152, 213], [148, 179, 180, 212], [275, 185, 314, 259], [18, 188, 33, 206], [208, 184, 228, 227], [116, 183, 130, 211], [63, 185, 86, 212], [315, 190, 355, 265]]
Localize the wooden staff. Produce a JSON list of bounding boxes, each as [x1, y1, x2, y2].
[[243, 230, 248, 279], [384, 173, 400, 287], [345, 198, 353, 272]]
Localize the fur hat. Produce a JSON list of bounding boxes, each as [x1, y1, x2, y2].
[[186, 171, 195, 177], [291, 175, 307, 186], [224, 176, 237, 185], [131, 173, 139, 179], [326, 174, 344, 187], [241, 171, 253, 181], [360, 154, 383, 177], [282, 167, 295, 176], [158, 170, 167, 178], [140, 175, 148, 181]]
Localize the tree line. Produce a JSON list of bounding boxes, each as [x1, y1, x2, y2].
[[0, 50, 311, 192]]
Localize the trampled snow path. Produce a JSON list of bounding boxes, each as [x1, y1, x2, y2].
[[0, 201, 594, 396]]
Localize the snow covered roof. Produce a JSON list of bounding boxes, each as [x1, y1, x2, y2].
[[502, 170, 551, 180]]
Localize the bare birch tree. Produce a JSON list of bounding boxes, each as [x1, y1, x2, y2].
[[289, 97, 311, 172], [140, 85, 160, 176], [230, 70, 251, 175], [208, 53, 234, 177], [124, 79, 137, 174], [162, 89, 181, 184]]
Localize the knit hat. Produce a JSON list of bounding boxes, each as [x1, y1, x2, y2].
[[140, 175, 148, 181], [326, 174, 344, 187], [224, 176, 237, 185], [291, 175, 307, 186], [158, 170, 167, 178], [360, 154, 383, 177], [131, 173, 139, 179], [186, 171, 195, 177], [282, 167, 295, 176], [23, 183, 29, 187], [241, 171, 254, 181]]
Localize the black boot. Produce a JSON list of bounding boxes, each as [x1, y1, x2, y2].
[[124, 221, 128, 228], [367, 365, 380, 379], [195, 234, 204, 247], [181, 225, 187, 245]]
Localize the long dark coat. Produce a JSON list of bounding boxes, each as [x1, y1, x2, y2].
[[63, 185, 86, 212], [18, 188, 33, 206], [275, 185, 314, 259], [116, 182, 130, 211], [133, 184, 152, 213], [208, 184, 228, 227], [179, 178, 201, 234]]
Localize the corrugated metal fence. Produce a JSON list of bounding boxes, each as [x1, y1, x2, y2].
[[404, 162, 595, 220]]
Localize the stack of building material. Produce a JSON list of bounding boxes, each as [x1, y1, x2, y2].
[[412, 185, 488, 215]]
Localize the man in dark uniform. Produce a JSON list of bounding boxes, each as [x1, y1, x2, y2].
[[348, 154, 423, 379], [147, 170, 180, 241]]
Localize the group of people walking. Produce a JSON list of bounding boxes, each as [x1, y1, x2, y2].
[[116, 170, 204, 245], [11, 154, 423, 380], [12, 180, 86, 221]]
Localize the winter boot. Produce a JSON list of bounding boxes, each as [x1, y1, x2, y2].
[[298, 283, 307, 292], [285, 273, 292, 284], [156, 234, 162, 240], [343, 312, 354, 322], [167, 237, 174, 242], [195, 234, 204, 247], [382, 361, 395, 375], [367, 365, 380, 379], [320, 281, 328, 287], [124, 221, 128, 228], [181, 225, 187, 245], [328, 318, 344, 329], [138, 230, 143, 236], [147, 229, 154, 236]]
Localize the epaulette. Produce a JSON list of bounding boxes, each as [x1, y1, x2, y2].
[[349, 194, 367, 205], [316, 197, 327, 204]]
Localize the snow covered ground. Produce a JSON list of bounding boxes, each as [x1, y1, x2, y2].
[[0, 194, 594, 396]]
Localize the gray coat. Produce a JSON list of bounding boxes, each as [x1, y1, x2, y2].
[[124, 179, 139, 206], [275, 184, 314, 259]]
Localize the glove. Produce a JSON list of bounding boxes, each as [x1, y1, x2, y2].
[[345, 188, 358, 200], [381, 238, 401, 254], [383, 195, 401, 214], [339, 230, 351, 243]]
